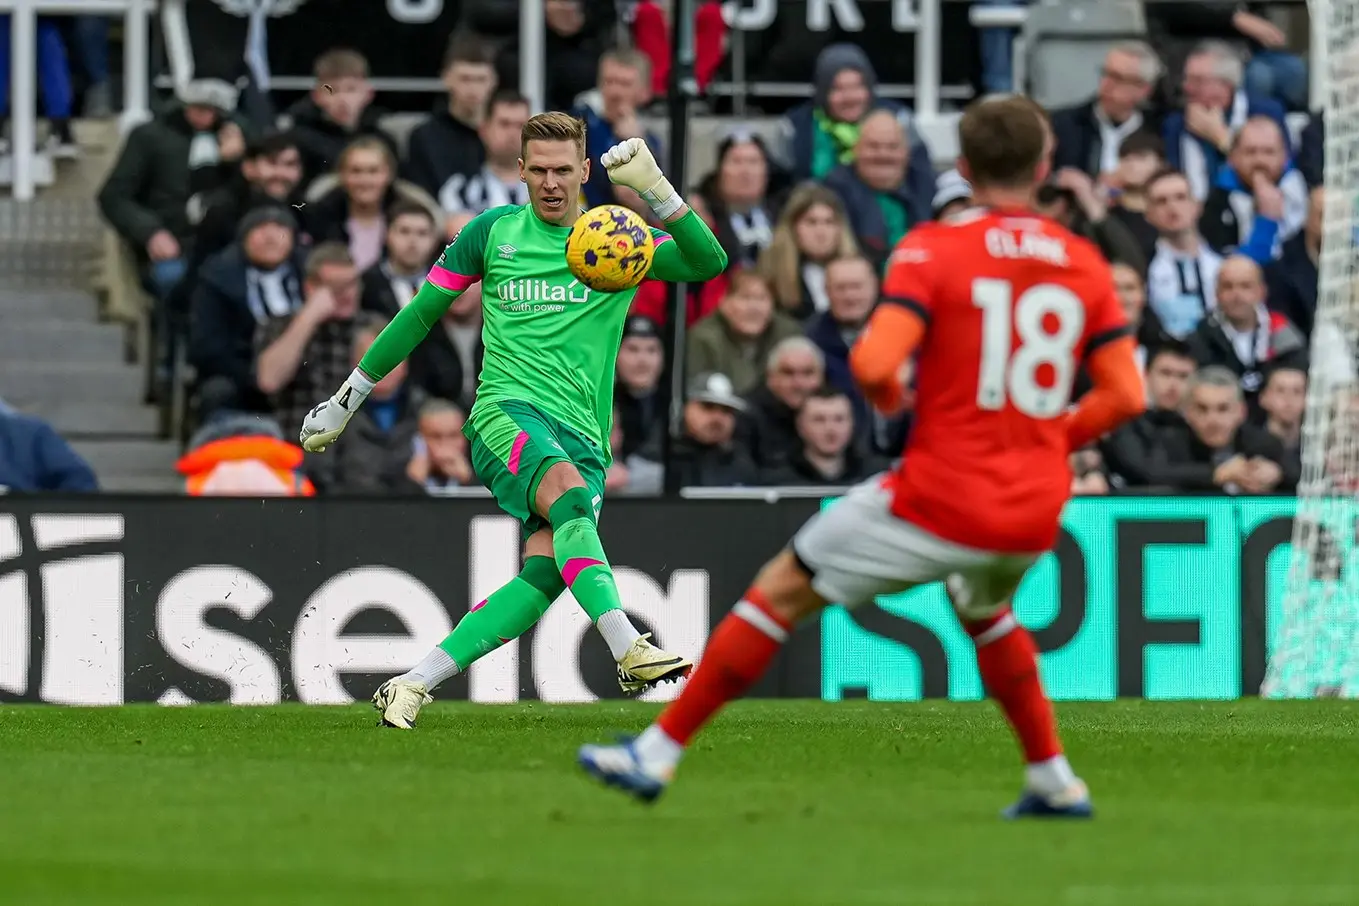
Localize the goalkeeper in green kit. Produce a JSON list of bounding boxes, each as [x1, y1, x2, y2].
[[299, 112, 728, 728]]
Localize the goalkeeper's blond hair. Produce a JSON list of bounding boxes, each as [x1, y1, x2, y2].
[[521, 111, 587, 159]]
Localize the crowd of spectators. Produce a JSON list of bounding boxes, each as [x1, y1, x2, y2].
[[80, 0, 1327, 497]]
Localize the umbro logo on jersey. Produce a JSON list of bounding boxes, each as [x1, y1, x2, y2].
[[497, 244, 517, 259]]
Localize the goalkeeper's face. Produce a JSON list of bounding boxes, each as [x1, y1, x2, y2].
[[521, 139, 590, 226]]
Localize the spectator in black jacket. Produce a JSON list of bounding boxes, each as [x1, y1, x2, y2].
[[1266, 184, 1320, 337], [404, 34, 497, 229], [282, 49, 397, 192], [1259, 364, 1305, 481], [1186, 255, 1307, 412], [360, 201, 440, 316], [495, 0, 607, 112], [328, 315, 423, 495], [691, 131, 785, 272], [1199, 116, 1308, 264], [823, 110, 928, 268], [806, 256, 878, 429], [614, 315, 665, 460], [1106, 131, 1165, 265], [190, 131, 305, 283], [190, 206, 305, 420], [738, 336, 826, 473], [98, 80, 246, 302], [1162, 365, 1297, 493], [1050, 42, 1162, 181], [669, 372, 758, 488], [1037, 168, 1146, 273], [1101, 341, 1197, 488], [437, 90, 531, 219], [763, 387, 888, 486]]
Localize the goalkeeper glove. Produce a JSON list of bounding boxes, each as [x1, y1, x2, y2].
[[299, 368, 374, 453], [601, 137, 683, 220]]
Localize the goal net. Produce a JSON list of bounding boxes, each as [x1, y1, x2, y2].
[[1262, 0, 1359, 698]]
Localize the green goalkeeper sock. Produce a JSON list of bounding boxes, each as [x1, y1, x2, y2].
[[548, 488, 640, 660], [439, 556, 565, 671]]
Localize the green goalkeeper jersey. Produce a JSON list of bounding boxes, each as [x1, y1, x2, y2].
[[357, 203, 726, 463]]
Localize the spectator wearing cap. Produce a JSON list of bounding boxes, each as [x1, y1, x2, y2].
[[758, 183, 861, 322], [615, 315, 665, 460], [687, 270, 802, 397], [823, 110, 929, 269], [1049, 43, 1163, 181], [738, 336, 826, 473], [806, 256, 879, 425], [191, 206, 306, 420], [931, 169, 972, 221], [281, 48, 397, 192], [780, 43, 935, 220], [762, 386, 889, 486], [191, 132, 306, 284], [254, 243, 364, 440], [98, 78, 250, 306], [575, 47, 664, 212], [670, 373, 758, 488]]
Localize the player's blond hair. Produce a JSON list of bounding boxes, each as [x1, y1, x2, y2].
[[521, 111, 587, 159]]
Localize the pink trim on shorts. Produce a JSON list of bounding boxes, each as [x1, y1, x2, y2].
[[562, 557, 604, 586], [506, 431, 530, 475], [427, 265, 478, 292]]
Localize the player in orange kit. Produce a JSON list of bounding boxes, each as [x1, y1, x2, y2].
[[578, 96, 1147, 817]]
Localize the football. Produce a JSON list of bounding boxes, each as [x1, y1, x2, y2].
[[565, 204, 656, 293]]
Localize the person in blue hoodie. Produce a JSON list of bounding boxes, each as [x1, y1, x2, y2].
[[779, 43, 935, 221], [0, 402, 98, 492]]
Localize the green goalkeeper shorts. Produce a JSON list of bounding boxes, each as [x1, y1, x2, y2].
[[464, 399, 608, 541]]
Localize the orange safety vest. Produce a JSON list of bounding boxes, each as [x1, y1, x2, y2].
[[176, 436, 316, 497]]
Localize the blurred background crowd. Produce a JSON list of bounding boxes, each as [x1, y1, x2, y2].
[[0, 0, 1332, 498]]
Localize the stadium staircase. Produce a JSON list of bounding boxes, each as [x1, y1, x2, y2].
[[1, 119, 181, 493]]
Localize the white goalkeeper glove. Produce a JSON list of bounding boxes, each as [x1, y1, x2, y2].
[[298, 368, 374, 453], [600, 137, 683, 221]]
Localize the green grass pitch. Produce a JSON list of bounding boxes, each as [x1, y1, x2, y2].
[[1, 700, 1356, 905]]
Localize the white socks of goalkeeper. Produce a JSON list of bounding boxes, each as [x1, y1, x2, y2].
[[596, 609, 643, 661], [401, 647, 460, 691]]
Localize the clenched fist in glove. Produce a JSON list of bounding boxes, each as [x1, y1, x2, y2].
[[299, 371, 374, 452], [601, 137, 683, 221]]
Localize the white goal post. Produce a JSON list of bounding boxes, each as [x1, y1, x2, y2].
[[1262, 0, 1359, 698]]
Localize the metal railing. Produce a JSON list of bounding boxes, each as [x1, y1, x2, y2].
[[1, 0, 154, 201]]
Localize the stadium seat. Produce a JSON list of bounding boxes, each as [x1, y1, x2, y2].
[[1020, 1, 1146, 110]]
